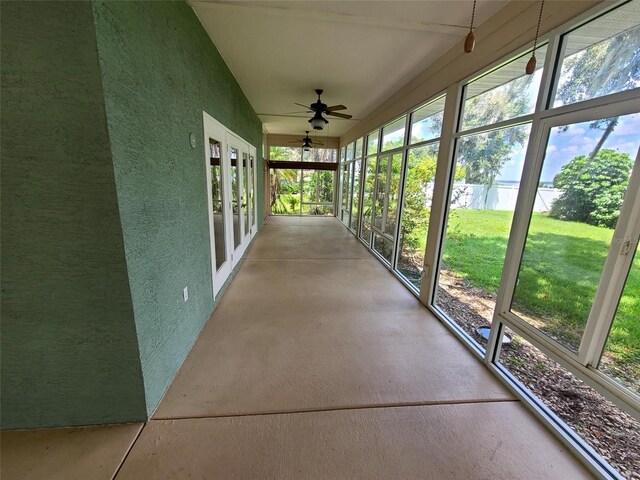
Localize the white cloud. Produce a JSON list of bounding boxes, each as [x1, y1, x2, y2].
[[560, 145, 580, 156], [564, 126, 586, 136]]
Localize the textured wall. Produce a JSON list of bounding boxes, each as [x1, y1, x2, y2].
[[0, 1, 147, 428], [93, 0, 263, 415]]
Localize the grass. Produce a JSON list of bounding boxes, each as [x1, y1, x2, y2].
[[438, 209, 639, 372]]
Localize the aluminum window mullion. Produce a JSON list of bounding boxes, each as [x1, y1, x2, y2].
[[390, 115, 414, 270], [381, 154, 393, 233], [455, 113, 535, 139], [420, 82, 462, 306], [483, 25, 563, 362]]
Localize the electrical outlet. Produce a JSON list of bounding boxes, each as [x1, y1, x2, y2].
[[183, 287, 189, 302]]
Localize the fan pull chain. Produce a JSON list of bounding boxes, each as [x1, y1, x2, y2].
[[464, 0, 477, 53], [526, 0, 545, 74]]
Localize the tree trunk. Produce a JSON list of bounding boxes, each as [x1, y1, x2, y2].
[[588, 117, 619, 161]]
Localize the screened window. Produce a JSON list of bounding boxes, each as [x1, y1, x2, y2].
[[366, 130, 380, 156], [270, 146, 302, 161], [381, 116, 406, 152], [410, 96, 445, 144], [461, 46, 547, 131], [552, 1, 640, 107]]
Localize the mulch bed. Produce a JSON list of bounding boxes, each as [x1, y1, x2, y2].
[[436, 271, 640, 479]]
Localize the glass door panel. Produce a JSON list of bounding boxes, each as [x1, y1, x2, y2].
[[209, 138, 226, 272], [230, 147, 241, 249], [242, 152, 250, 239], [250, 154, 256, 230], [510, 113, 639, 354]]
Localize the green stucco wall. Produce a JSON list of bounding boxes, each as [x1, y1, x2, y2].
[[93, 1, 263, 415], [1, 1, 147, 428]]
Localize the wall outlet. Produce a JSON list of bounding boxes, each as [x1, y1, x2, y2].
[[183, 287, 189, 302]]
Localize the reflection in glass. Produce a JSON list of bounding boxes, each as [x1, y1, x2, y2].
[[381, 116, 406, 151], [435, 123, 531, 347], [397, 143, 440, 289], [553, 2, 640, 108], [242, 153, 249, 237], [250, 155, 256, 227], [461, 46, 546, 131], [410, 97, 445, 144], [511, 113, 638, 353], [209, 138, 226, 271], [230, 148, 241, 248]]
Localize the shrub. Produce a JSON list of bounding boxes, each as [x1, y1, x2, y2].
[[550, 149, 632, 228]]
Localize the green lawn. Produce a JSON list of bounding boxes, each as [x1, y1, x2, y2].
[[440, 209, 639, 373]]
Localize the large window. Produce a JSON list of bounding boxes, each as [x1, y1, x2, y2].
[[434, 50, 541, 349], [511, 113, 639, 358], [551, 1, 640, 107], [360, 155, 377, 246], [339, 2, 640, 477], [270, 146, 337, 163], [270, 168, 334, 216], [396, 95, 446, 290]]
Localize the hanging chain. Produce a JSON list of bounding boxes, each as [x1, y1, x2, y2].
[[532, 0, 545, 52], [470, 0, 477, 31]]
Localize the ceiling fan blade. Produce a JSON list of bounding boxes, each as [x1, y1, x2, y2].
[[325, 104, 347, 112], [294, 103, 312, 110], [326, 111, 352, 119], [313, 141, 324, 146]]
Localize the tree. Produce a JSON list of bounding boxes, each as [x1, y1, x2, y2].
[[555, 25, 640, 160], [549, 149, 633, 229], [457, 76, 532, 187]]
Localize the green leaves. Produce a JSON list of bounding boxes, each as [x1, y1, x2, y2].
[[550, 149, 633, 229]]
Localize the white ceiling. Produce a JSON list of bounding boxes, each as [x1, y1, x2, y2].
[[190, 0, 508, 137]]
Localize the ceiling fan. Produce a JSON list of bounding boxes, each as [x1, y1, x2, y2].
[[289, 131, 323, 151], [296, 89, 352, 130]]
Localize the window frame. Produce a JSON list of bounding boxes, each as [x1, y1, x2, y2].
[[339, 3, 639, 476]]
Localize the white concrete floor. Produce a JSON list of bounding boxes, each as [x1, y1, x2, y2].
[[2, 216, 593, 479]]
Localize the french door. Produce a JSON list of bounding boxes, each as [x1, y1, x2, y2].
[[203, 113, 256, 297]]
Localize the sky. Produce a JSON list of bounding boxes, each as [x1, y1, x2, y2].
[[498, 112, 639, 185]]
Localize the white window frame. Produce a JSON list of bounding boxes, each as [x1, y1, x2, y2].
[[340, 1, 639, 478]]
